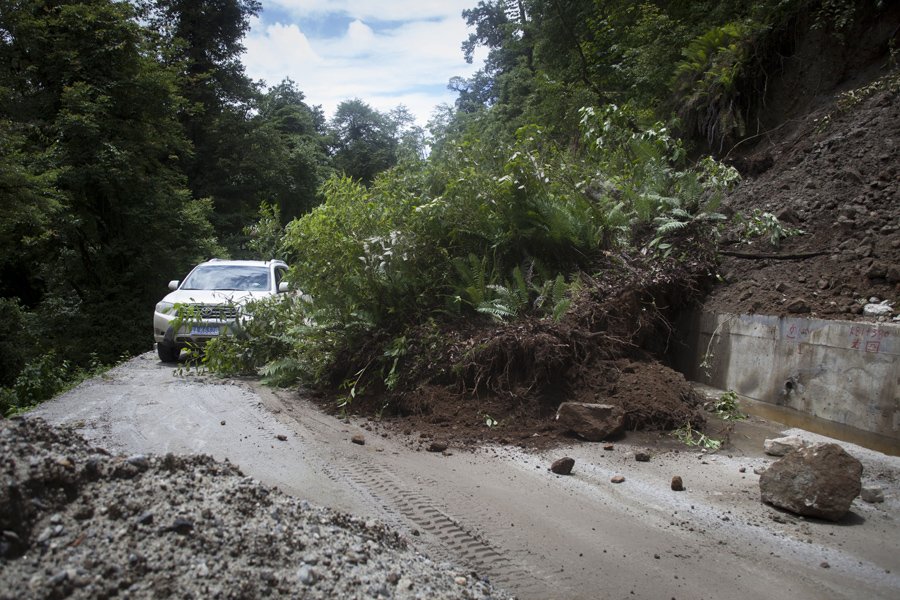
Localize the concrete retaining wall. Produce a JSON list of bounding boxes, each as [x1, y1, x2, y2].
[[674, 312, 900, 440]]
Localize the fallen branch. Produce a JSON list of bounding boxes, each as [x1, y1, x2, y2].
[[568, 330, 636, 347], [719, 250, 827, 260]]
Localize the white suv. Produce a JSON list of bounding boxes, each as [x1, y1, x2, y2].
[[153, 259, 290, 362]]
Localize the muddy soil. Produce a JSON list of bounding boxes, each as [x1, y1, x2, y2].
[[17, 354, 900, 600]]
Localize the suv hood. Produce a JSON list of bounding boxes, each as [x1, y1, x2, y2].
[[161, 289, 273, 306]]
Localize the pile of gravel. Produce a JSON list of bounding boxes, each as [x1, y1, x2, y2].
[[0, 417, 510, 599]]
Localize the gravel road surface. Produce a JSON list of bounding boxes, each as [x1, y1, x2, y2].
[[26, 352, 900, 599]]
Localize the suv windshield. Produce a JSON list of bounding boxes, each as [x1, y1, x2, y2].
[[181, 265, 270, 291]]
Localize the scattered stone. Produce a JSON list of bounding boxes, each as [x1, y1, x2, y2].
[[759, 443, 862, 521], [603, 444, 615, 451], [820, 562, 830, 569], [671, 476, 684, 491], [739, 467, 746, 473], [276, 434, 287, 441], [221, 420, 226, 426], [864, 302, 893, 317], [754, 466, 767, 475], [764, 436, 807, 456], [555, 402, 625, 442], [634, 451, 651, 462], [860, 486, 885, 503], [427, 441, 448, 453], [786, 298, 811, 314], [775, 207, 801, 226], [550, 457, 575, 475], [454, 577, 467, 586], [865, 262, 888, 279], [297, 564, 316, 585], [127, 454, 150, 469], [351, 435, 366, 445], [441, 450, 454, 457], [611, 475, 625, 484]]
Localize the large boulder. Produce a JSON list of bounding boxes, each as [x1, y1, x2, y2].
[[759, 443, 862, 521], [556, 403, 625, 442]]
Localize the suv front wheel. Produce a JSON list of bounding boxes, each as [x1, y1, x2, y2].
[[157, 343, 180, 363]]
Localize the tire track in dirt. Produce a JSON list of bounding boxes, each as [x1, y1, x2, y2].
[[257, 389, 564, 598], [326, 455, 560, 599]]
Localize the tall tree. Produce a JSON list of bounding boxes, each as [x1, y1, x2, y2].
[[0, 0, 219, 365], [253, 78, 330, 222], [328, 99, 399, 185], [138, 0, 263, 244]]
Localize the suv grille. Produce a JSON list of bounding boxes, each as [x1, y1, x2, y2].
[[192, 305, 239, 320]]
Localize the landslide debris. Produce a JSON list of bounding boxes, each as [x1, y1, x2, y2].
[[323, 245, 713, 449], [709, 79, 900, 319], [0, 417, 509, 600]]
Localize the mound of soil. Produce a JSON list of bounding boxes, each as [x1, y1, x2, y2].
[[321, 247, 713, 449]]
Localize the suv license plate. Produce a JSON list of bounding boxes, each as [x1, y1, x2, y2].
[[191, 326, 220, 336]]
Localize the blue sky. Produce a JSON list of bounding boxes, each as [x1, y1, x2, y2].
[[242, 1, 488, 127]]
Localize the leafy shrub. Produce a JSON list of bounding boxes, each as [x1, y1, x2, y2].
[[0, 351, 111, 416], [580, 104, 739, 253], [204, 110, 737, 391], [733, 209, 805, 248], [0, 298, 31, 388], [190, 293, 320, 386], [671, 22, 756, 151]]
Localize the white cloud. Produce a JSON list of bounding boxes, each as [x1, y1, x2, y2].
[[265, 0, 476, 23], [243, 1, 489, 126], [244, 22, 322, 69]]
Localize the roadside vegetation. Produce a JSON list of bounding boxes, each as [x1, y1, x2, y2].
[[1, 0, 894, 418]]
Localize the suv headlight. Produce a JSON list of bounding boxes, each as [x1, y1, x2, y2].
[[155, 301, 176, 316]]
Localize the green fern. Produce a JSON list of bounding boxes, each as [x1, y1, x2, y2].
[[452, 253, 498, 308], [672, 22, 754, 150], [259, 358, 306, 388]]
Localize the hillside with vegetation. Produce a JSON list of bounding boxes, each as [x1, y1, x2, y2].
[[2, 0, 898, 433]]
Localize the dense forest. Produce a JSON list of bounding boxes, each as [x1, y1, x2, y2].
[[1, 0, 896, 416]]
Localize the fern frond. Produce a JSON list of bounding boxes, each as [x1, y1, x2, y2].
[[654, 218, 689, 236], [551, 298, 570, 323], [476, 299, 517, 320]]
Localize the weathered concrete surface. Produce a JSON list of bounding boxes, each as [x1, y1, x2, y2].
[[674, 312, 900, 440]]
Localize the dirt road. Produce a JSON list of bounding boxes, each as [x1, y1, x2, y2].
[[31, 352, 900, 599]]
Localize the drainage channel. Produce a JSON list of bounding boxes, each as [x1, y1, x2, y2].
[[693, 383, 900, 457], [674, 311, 900, 445]]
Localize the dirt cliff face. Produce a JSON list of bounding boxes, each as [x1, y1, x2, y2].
[[706, 5, 900, 320], [708, 79, 900, 319]]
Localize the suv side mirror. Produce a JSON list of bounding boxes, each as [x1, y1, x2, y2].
[[278, 281, 290, 293], [168, 280, 180, 291]]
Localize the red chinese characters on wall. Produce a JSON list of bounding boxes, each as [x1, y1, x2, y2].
[[848, 325, 889, 354]]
